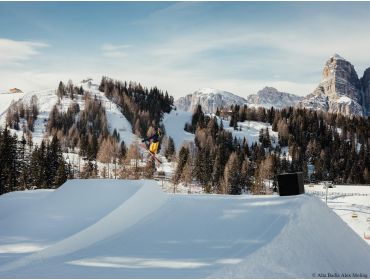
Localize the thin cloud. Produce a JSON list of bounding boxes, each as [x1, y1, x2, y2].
[[102, 43, 131, 59], [0, 38, 49, 64]]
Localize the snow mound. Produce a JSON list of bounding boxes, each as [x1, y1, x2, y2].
[[0, 181, 369, 278]]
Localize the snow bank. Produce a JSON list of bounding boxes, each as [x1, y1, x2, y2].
[[0, 181, 369, 278]]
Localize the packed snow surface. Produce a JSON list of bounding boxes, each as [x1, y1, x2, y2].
[[306, 184, 370, 245], [0, 180, 369, 278]]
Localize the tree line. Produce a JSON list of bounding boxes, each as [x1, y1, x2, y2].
[[5, 95, 39, 133], [99, 76, 174, 138], [175, 105, 370, 194], [0, 127, 70, 195]]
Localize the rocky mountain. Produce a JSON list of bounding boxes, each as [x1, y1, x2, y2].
[[360, 68, 370, 115], [175, 87, 303, 114], [300, 54, 370, 116], [175, 88, 248, 114], [247, 87, 303, 109]]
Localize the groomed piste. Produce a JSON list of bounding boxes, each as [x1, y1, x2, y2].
[[0, 180, 369, 278]]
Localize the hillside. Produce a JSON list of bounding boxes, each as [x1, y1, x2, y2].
[[0, 180, 369, 278], [0, 81, 136, 147], [0, 91, 25, 119], [163, 109, 278, 150]]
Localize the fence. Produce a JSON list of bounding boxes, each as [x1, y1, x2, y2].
[[306, 190, 370, 197]]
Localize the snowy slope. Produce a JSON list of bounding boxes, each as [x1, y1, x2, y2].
[[163, 109, 278, 152], [79, 81, 135, 146], [0, 92, 25, 120], [0, 180, 369, 278], [220, 118, 279, 147], [163, 109, 195, 150], [0, 81, 136, 147]]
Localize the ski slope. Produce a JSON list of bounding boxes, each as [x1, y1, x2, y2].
[[0, 81, 135, 147], [0, 180, 369, 278]]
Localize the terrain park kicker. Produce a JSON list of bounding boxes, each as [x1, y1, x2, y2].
[[0, 179, 369, 278]]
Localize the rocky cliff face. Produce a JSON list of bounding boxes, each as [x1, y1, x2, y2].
[[175, 88, 248, 114], [360, 68, 370, 115], [300, 54, 368, 116], [247, 87, 303, 109]]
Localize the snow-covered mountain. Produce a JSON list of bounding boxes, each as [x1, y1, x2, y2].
[[300, 54, 370, 116], [175, 87, 303, 114], [247, 86, 303, 109], [175, 88, 248, 114]]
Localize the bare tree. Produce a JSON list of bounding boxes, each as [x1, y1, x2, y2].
[[97, 136, 118, 178]]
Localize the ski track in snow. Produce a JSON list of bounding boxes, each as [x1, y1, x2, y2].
[[0, 180, 369, 278]]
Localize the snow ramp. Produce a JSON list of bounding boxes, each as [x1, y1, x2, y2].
[[0, 181, 369, 278]]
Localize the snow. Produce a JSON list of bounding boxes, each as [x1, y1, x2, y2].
[[0, 180, 369, 278], [332, 53, 346, 61], [220, 118, 279, 147], [0, 92, 25, 120], [163, 109, 195, 151], [0, 81, 136, 147], [195, 87, 241, 99], [163, 109, 278, 152], [306, 184, 370, 246], [80, 82, 135, 146], [175, 88, 248, 114], [337, 95, 354, 104]]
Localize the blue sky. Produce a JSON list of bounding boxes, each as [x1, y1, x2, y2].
[[1, 1, 370, 98]]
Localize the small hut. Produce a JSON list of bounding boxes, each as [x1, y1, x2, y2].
[[277, 172, 305, 196]]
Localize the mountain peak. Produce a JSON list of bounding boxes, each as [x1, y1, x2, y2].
[[175, 88, 247, 113], [331, 53, 346, 61], [257, 86, 279, 94], [300, 54, 366, 116], [248, 87, 303, 109]]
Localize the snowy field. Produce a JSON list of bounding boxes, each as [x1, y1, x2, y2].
[[305, 184, 370, 245], [0, 179, 369, 278]]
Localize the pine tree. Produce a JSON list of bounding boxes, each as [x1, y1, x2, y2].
[[224, 152, 242, 195], [174, 146, 189, 183], [165, 137, 175, 161], [57, 81, 66, 98]]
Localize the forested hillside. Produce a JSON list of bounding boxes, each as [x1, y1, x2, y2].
[[99, 76, 174, 137], [175, 104, 370, 194]]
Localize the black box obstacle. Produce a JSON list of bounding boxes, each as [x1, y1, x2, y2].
[[277, 172, 305, 196]]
